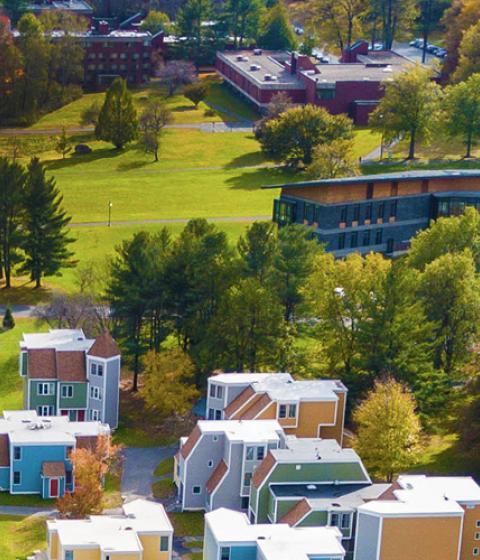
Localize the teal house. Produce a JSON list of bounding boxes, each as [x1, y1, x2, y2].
[[0, 410, 109, 499], [204, 507, 345, 560], [20, 329, 121, 429]]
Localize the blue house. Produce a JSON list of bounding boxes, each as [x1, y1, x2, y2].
[[0, 410, 109, 499], [204, 507, 345, 560]]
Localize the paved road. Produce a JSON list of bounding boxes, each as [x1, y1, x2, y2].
[[121, 446, 176, 500], [70, 214, 270, 228], [0, 505, 56, 516]]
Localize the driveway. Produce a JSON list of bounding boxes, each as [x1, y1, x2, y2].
[[121, 446, 176, 500]]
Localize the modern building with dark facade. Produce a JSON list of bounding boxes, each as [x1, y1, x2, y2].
[[266, 170, 480, 256], [215, 42, 418, 125]]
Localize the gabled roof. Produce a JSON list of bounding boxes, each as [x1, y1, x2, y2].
[[0, 434, 9, 467], [206, 460, 228, 494], [56, 351, 86, 382], [180, 425, 202, 459], [224, 386, 255, 418], [27, 348, 57, 378], [280, 498, 311, 526], [252, 451, 276, 488], [240, 393, 272, 420], [87, 331, 120, 359]]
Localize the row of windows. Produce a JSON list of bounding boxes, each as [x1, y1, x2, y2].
[[437, 199, 480, 217], [37, 382, 55, 396], [338, 229, 385, 250], [13, 469, 72, 485], [304, 200, 397, 227], [88, 52, 149, 60], [91, 40, 150, 49], [64, 537, 169, 560], [13, 445, 72, 461], [207, 408, 222, 420], [90, 363, 104, 376], [87, 63, 150, 71], [278, 403, 297, 419], [246, 445, 265, 461]]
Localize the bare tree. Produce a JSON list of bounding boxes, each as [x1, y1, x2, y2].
[[155, 60, 196, 96], [138, 101, 172, 161]]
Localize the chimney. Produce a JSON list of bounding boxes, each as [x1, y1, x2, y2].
[[290, 52, 297, 75], [98, 20, 109, 34]]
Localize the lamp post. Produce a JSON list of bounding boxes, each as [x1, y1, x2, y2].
[[108, 201, 112, 227]]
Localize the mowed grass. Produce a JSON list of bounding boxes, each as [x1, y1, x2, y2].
[[0, 319, 47, 413], [0, 515, 47, 560], [29, 76, 258, 130]]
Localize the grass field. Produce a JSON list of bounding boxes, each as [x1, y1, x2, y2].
[[0, 515, 46, 560], [29, 76, 258, 130]]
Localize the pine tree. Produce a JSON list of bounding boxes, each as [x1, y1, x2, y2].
[[95, 78, 138, 149], [257, 2, 297, 50], [20, 158, 74, 288], [2, 306, 15, 330]]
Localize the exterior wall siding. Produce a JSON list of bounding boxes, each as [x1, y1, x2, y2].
[[230, 546, 257, 560], [354, 512, 380, 560], [58, 382, 88, 409], [211, 442, 243, 511], [460, 503, 480, 560], [0, 467, 9, 490], [29, 380, 57, 412], [298, 510, 329, 527], [104, 357, 120, 429]]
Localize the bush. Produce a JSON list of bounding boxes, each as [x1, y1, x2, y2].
[[204, 108, 217, 117], [2, 306, 15, 330]]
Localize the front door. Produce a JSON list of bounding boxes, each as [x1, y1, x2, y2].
[[50, 478, 59, 498], [78, 410, 85, 421]]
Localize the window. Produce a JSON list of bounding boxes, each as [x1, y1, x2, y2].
[[90, 363, 97, 376], [350, 232, 358, 248], [365, 204, 372, 221], [377, 203, 385, 220], [375, 230, 383, 245], [216, 385, 223, 399], [209, 384, 216, 398], [38, 405, 54, 416], [317, 87, 336, 100], [340, 206, 347, 223], [474, 548, 479, 557], [215, 410, 222, 420], [90, 386, 102, 400], [221, 547, 231, 560], [390, 181, 398, 196], [65, 552, 73, 560], [246, 446, 255, 460], [341, 513, 351, 529], [386, 238, 394, 254], [61, 385, 73, 399], [353, 205, 360, 222], [475, 532, 480, 541], [363, 231, 370, 247], [278, 404, 287, 419], [241, 496, 249, 509], [66, 470, 73, 485], [160, 536, 169, 551], [90, 410, 100, 421], [274, 200, 297, 226], [390, 201, 397, 218], [13, 447, 21, 461], [338, 233, 345, 250], [208, 409, 215, 420], [208, 460, 214, 468], [244, 472, 252, 487], [213, 435, 218, 442], [97, 364, 103, 376], [477, 520, 480, 528], [330, 513, 340, 526], [256, 447, 265, 461], [366, 183, 374, 199], [13, 471, 21, 485], [192, 486, 201, 495], [37, 383, 54, 396], [304, 203, 315, 223], [66, 446, 73, 459], [288, 404, 297, 419]]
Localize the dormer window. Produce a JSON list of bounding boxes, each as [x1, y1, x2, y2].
[[278, 404, 297, 419]]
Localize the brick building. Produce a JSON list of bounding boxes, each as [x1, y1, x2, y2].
[[266, 169, 480, 256], [215, 41, 418, 124], [25, 0, 94, 20]]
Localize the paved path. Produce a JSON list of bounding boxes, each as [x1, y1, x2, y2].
[[0, 505, 56, 516], [0, 304, 38, 318], [121, 446, 176, 500], [70, 214, 270, 228]]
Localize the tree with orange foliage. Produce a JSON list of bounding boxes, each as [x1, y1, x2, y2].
[[57, 436, 122, 519]]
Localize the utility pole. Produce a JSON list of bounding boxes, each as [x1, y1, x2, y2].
[[108, 201, 112, 227]]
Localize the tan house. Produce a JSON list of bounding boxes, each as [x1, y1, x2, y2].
[[354, 475, 480, 560], [206, 373, 347, 444], [47, 499, 173, 560]]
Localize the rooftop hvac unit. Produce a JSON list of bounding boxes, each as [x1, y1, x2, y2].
[[270, 75, 278, 81], [250, 64, 261, 71], [253, 48, 262, 55], [305, 70, 315, 76], [236, 55, 244, 61], [242, 56, 249, 62], [264, 73, 272, 81]]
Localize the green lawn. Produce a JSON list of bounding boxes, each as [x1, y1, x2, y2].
[[0, 319, 47, 413], [0, 493, 54, 507], [152, 478, 175, 499], [0, 515, 47, 560], [409, 433, 473, 476], [170, 512, 205, 537], [154, 456, 175, 477], [29, 76, 258, 130]]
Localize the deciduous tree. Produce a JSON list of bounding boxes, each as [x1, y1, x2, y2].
[[183, 81, 208, 108], [370, 65, 440, 159], [307, 138, 359, 179], [156, 60, 196, 96], [354, 378, 422, 481], [453, 20, 480, 81], [142, 348, 199, 419], [55, 127, 72, 159], [140, 10, 172, 34], [95, 78, 138, 149]]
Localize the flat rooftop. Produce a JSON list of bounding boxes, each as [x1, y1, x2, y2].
[[206, 508, 344, 558], [218, 50, 303, 88], [48, 499, 172, 552], [271, 482, 390, 509], [211, 373, 292, 385], [252, 376, 347, 401], [197, 419, 282, 442], [0, 410, 109, 444], [21, 329, 94, 353], [26, 0, 93, 12], [264, 169, 480, 190], [397, 475, 480, 504]]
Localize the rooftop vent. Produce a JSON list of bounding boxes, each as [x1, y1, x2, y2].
[[253, 48, 262, 55], [305, 70, 315, 76], [307, 484, 317, 490], [332, 502, 341, 507]]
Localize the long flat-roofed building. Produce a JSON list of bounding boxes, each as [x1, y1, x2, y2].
[[25, 0, 93, 19], [216, 41, 419, 124], [266, 169, 480, 256]]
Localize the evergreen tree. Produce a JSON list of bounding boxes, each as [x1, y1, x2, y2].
[[2, 305, 15, 330], [95, 78, 138, 149], [0, 0, 28, 23], [238, 221, 277, 283], [0, 157, 26, 288], [257, 2, 297, 50], [20, 158, 74, 288]]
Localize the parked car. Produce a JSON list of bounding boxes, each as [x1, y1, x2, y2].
[[433, 47, 447, 57], [369, 42, 384, 51], [409, 38, 425, 48]]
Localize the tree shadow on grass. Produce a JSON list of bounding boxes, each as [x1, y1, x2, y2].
[[224, 165, 301, 191], [117, 159, 150, 172], [45, 146, 123, 171], [224, 151, 266, 169], [0, 278, 51, 305], [171, 104, 197, 113]]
